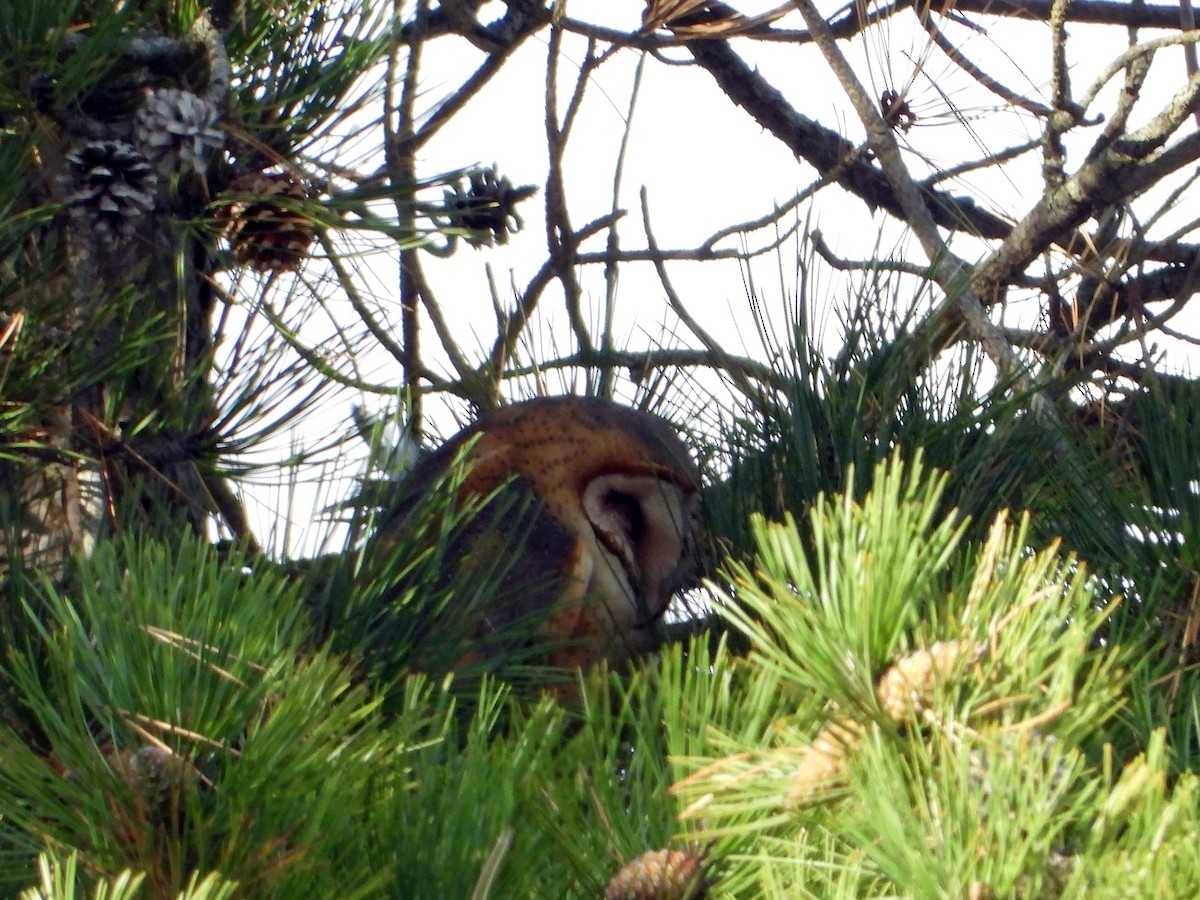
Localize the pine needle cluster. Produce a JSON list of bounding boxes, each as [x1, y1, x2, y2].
[[0, 445, 1191, 896]]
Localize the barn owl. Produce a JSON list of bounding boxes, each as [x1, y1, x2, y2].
[[370, 396, 703, 672]]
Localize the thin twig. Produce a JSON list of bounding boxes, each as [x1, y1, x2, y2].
[[810, 229, 937, 279], [487, 212, 626, 372], [499, 345, 783, 393], [641, 189, 758, 398], [917, 12, 1057, 118], [599, 52, 647, 397], [544, 26, 594, 354]]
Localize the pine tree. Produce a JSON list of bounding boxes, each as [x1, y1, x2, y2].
[[3, 1, 1200, 897]]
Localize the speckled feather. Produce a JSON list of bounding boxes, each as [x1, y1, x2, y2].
[[377, 396, 702, 670]]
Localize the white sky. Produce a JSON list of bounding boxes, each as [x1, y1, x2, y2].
[[225, 1, 1200, 555]]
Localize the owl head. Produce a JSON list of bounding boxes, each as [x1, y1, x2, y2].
[[371, 396, 703, 673]]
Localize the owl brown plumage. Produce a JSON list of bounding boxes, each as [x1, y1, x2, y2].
[[373, 396, 703, 671]]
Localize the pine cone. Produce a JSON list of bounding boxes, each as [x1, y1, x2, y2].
[[63, 140, 158, 244], [442, 166, 537, 247], [134, 87, 224, 176], [605, 848, 707, 900], [215, 172, 315, 272]]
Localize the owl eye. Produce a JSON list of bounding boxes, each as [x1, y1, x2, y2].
[[582, 472, 697, 623], [597, 488, 646, 546]]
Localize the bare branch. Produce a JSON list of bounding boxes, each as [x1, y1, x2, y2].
[[388, 0, 425, 432], [976, 71, 1200, 293], [560, 0, 1195, 50], [791, 0, 1036, 394], [1078, 30, 1200, 113], [486, 212, 626, 372], [810, 229, 938, 279], [544, 25, 595, 355], [641, 188, 757, 397], [686, 38, 1015, 239], [917, 12, 1057, 119], [1043, 0, 1074, 188], [499, 346, 784, 393]]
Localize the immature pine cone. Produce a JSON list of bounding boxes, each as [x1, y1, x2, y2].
[[876, 640, 980, 723], [786, 640, 980, 808]]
